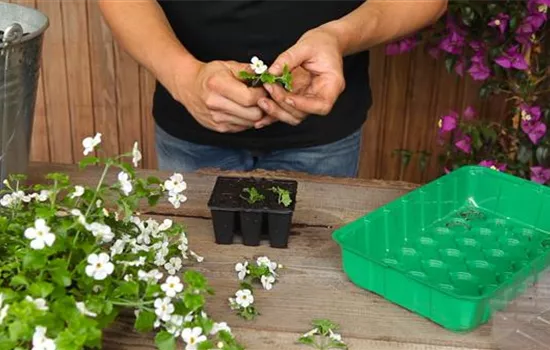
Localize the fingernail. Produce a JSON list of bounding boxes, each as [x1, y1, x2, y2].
[[256, 122, 266, 129], [263, 84, 272, 93], [285, 98, 295, 106], [258, 99, 268, 109]]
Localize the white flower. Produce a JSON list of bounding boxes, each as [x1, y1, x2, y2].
[[0, 294, 9, 324], [210, 322, 231, 335], [250, 56, 268, 75], [217, 342, 224, 349], [118, 171, 133, 196], [138, 269, 163, 282], [24, 219, 55, 250], [302, 328, 319, 338], [76, 302, 97, 317], [124, 274, 133, 281], [261, 275, 275, 290], [35, 190, 50, 202], [158, 219, 173, 232], [86, 222, 114, 243], [96, 199, 102, 207], [0, 194, 14, 207], [25, 296, 48, 311], [132, 141, 142, 167], [235, 289, 253, 308], [70, 186, 85, 199], [190, 251, 204, 262], [102, 208, 109, 217], [85, 253, 115, 280], [184, 312, 194, 323], [235, 262, 248, 280], [165, 257, 183, 275], [163, 173, 187, 194], [161, 276, 184, 297], [168, 192, 187, 209], [257, 256, 277, 273], [154, 297, 174, 322], [329, 329, 342, 342], [110, 239, 126, 257], [82, 133, 102, 156], [181, 327, 207, 350], [136, 229, 151, 245], [32, 326, 56, 350], [126, 256, 146, 267]]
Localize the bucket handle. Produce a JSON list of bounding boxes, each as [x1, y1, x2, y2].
[[1, 23, 24, 45]]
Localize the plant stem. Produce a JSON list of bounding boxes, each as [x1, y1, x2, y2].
[[85, 163, 111, 218]]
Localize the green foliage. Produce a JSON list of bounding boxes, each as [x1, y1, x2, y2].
[[269, 186, 292, 207], [239, 64, 293, 92], [240, 187, 265, 204], [297, 319, 348, 349]]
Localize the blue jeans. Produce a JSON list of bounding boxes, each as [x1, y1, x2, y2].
[[155, 124, 362, 178]]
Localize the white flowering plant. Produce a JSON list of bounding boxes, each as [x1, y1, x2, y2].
[[298, 319, 347, 350], [239, 56, 293, 92], [229, 257, 282, 320], [0, 134, 243, 350]]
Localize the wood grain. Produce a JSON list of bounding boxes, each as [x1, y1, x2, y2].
[[139, 67, 157, 170], [25, 163, 500, 350]]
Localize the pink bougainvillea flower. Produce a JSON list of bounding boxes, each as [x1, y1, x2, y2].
[[444, 167, 451, 174], [468, 55, 491, 81], [488, 13, 510, 34], [469, 40, 484, 52], [437, 112, 458, 134], [522, 121, 547, 144], [494, 46, 529, 70], [455, 57, 465, 76], [530, 166, 550, 184], [439, 31, 465, 55], [385, 36, 418, 55], [455, 135, 472, 154], [479, 160, 506, 171], [463, 106, 477, 120], [528, 0, 550, 18], [520, 103, 542, 123]]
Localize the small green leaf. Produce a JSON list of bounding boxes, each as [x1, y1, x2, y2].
[[155, 331, 176, 350], [35, 206, 56, 219], [147, 176, 162, 185], [48, 259, 72, 287], [29, 281, 54, 298], [113, 281, 139, 298], [297, 336, 314, 345], [8, 320, 28, 342], [23, 251, 47, 270], [536, 145, 550, 167], [148, 194, 161, 207], [134, 311, 156, 332], [145, 284, 162, 298], [238, 71, 256, 80], [103, 301, 113, 315], [517, 144, 533, 164], [260, 73, 276, 84], [79, 156, 99, 169], [183, 293, 204, 312], [445, 56, 457, 73], [198, 340, 214, 350], [9, 275, 29, 288]]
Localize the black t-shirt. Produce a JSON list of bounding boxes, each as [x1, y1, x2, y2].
[[154, 0, 371, 152]]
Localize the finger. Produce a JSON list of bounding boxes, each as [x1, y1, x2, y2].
[[210, 111, 256, 127], [205, 93, 263, 121], [269, 42, 312, 75], [257, 97, 301, 126], [212, 122, 249, 134], [254, 116, 278, 129], [206, 72, 267, 107], [285, 76, 344, 116], [264, 83, 306, 119]]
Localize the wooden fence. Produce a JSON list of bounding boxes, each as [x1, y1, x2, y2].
[[9, 0, 509, 183]]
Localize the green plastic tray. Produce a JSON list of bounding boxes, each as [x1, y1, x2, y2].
[[333, 166, 550, 332]]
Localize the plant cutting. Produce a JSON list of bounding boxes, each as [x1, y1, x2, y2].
[[0, 135, 244, 350], [386, 0, 550, 184], [228, 289, 258, 321], [207, 177, 298, 248], [239, 56, 293, 91], [298, 319, 347, 350]]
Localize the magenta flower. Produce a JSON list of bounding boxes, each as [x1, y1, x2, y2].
[[386, 36, 418, 55], [528, 0, 550, 18], [455, 135, 472, 154], [468, 55, 491, 81], [494, 46, 529, 70], [489, 13, 510, 34], [469, 41, 484, 52], [438, 112, 458, 134], [522, 121, 547, 144], [479, 160, 506, 171], [439, 31, 465, 55], [444, 167, 451, 174], [463, 106, 476, 120], [520, 104, 542, 123], [455, 57, 465, 76], [530, 166, 550, 184]]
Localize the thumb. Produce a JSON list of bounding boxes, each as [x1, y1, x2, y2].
[[269, 43, 311, 76]]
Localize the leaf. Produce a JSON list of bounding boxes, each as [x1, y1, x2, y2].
[[260, 73, 276, 84], [113, 281, 139, 298], [48, 259, 72, 287], [9, 275, 29, 288], [536, 145, 550, 167], [184, 270, 207, 290], [517, 144, 533, 164], [509, 16, 518, 30], [445, 56, 457, 73], [238, 70, 256, 80], [147, 176, 162, 185], [198, 341, 215, 350], [35, 206, 56, 219], [29, 281, 54, 298], [183, 293, 204, 312], [471, 128, 483, 150], [155, 331, 176, 350], [145, 284, 162, 298], [8, 320, 29, 342], [297, 336, 314, 345], [134, 310, 156, 333], [79, 156, 99, 169], [148, 194, 161, 207], [23, 251, 47, 270], [55, 329, 81, 350]]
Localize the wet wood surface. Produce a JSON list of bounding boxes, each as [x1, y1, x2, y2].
[[27, 163, 497, 349]]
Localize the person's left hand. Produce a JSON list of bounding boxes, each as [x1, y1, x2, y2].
[[255, 26, 346, 128]]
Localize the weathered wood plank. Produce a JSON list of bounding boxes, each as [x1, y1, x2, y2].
[[139, 67, 157, 170]]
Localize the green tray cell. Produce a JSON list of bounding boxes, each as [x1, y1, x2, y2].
[[333, 166, 550, 332]]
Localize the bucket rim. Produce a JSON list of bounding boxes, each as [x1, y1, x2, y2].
[[0, 2, 49, 49]]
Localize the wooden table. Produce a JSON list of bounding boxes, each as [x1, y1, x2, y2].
[[28, 163, 498, 350]]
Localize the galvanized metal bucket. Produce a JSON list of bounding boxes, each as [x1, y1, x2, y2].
[[0, 2, 49, 188]]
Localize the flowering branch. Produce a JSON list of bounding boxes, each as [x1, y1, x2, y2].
[[298, 319, 347, 350]]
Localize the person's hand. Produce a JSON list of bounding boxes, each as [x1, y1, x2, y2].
[[257, 26, 346, 127], [168, 59, 267, 133]]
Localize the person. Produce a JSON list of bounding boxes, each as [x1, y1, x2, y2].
[[98, 0, 447, 178]]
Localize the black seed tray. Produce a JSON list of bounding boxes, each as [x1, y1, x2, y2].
[[207, 176, 298, 248]]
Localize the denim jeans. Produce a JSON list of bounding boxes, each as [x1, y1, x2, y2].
[[155, 124, 362, 178]]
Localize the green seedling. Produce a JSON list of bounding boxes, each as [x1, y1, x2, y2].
[[240, 187, 265, 204], [270, 186, 292, 207], [239, 64, 293, 92]]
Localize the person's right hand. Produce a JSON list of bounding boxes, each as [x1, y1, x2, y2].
[[167, 60, 267, 133]]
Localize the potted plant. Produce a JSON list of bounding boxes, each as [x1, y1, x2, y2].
[[207, 177, 297, 248]]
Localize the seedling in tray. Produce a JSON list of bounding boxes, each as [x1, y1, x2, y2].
[[207, 176, 297, 248]]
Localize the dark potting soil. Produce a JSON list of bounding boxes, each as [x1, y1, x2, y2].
[[208, 176, 297, 212]]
